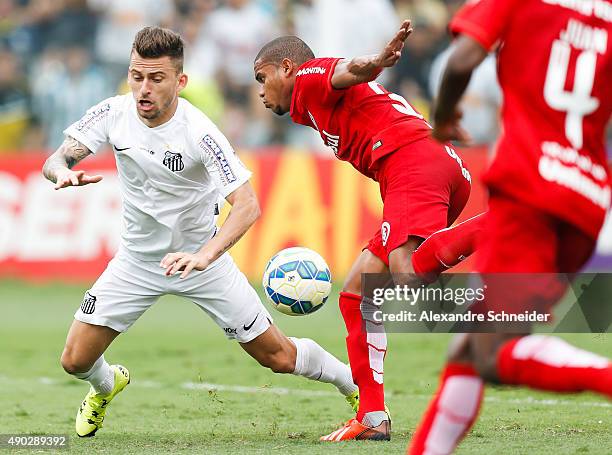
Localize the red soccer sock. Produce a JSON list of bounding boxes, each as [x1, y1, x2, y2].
[[408, 363, 484, 455], [339, 292, 386, 422], [497, 335, 612, 397], [412, 212, 486, 282]]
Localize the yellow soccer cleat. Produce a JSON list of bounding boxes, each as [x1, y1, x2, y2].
[[343, 390, 392, 422], [345, 389, 359, 413], [75, 365, 130, 437]]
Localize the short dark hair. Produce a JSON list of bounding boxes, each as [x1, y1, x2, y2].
[[255, 36, 315, 66], [132, 26, 184, 72]]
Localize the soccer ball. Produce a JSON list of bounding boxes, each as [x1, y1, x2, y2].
[[262, 247, 332, 316]]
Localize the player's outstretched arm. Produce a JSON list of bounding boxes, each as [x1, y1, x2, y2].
[[161, 181, 260, 278], [42, 136, 103, 190], [331, 19, 413, 89], [432, 35, 488, 144]]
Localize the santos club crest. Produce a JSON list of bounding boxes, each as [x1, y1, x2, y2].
[[80, 292, 96, 315], [163, 151, 185, 172]]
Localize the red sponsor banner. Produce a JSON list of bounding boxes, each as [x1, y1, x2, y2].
[[0, 148, 488, 282]]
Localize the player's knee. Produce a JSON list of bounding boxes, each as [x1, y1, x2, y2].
[[388, 254, 412, 275], [341, 265, 362, 295], [60, 349, 91, 375], [341, 280, 361, 296], [472, 354, 500, 383], [388, 238, 423, 283], [388, 258, 421, 287]]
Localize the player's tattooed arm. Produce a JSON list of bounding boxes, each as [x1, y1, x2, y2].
[[161, 182, 260, 278], [43, 136, 103, 190], [331, 19, 413, 89]]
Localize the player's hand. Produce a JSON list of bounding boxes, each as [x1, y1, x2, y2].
[[432, 110, 473, 145], [54, 169, 103, 190], [375, 19, 413, 68], [160, 251, 214, 279]]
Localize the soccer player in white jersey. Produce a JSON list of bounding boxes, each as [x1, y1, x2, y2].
[[42, 27, 358, 438]]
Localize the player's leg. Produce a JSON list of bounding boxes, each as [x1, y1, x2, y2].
[[320, 248, 393, 441], [408, 333, 485, 455], [411, 212, 485, 283], [65, 253, 162, 437], [475, 332, 612, 396], [61, 320, 131, 437], [242, 323, 401, 442], [239, 324, 358, 399], [61, 320, 120, 391], [182, 253, 358, 405]]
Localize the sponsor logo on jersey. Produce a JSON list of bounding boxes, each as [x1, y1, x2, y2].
[[542, 0, 612, 23], [372, 140, 383, 151], [322, 130, 340, 155], [539, 141, 611, 209], [80, 292, 96, 314], [163, 151, 185, 172], [296, 67, 326, 77], [381, 222, 391, 247], [75, 103, 111, 133], [200, 135, 237, 184]]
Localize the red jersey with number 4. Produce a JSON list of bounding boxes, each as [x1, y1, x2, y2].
[[451, 0, 612, 239], [290, 57, 432, 180]]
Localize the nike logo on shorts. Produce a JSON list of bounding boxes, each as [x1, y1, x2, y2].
[[113, 145, 130, 151], [243, 313, 259, 331]]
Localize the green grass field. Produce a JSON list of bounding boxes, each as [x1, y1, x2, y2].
[[1, 279, 610, 454]]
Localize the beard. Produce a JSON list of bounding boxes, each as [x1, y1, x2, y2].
[[138, 96, 174, 120]]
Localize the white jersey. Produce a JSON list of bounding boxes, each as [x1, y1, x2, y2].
[[64, 94, 251, 261]]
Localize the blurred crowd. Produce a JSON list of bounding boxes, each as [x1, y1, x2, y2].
[[0, 0, 503, 153]]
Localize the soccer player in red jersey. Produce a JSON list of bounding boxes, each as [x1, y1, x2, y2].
[[254, 21, 485, 441], [408, 1, 612, 453]]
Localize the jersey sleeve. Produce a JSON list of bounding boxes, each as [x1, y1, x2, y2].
[[63, 98, 113, 154], [196, 126, 252, 198], [450, 0, 520, 51], [291, 57, 344, 124]]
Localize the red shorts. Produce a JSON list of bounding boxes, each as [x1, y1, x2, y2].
[[476, 194, 597, 274], [367, 137, 471, 265], [475, 194, 597, 314]]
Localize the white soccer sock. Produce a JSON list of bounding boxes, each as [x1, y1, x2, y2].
[[289, 337, 358, 396], [74, 356, 115, 395]]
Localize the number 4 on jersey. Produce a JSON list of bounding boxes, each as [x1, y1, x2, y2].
[[544, 30, 601, 150]]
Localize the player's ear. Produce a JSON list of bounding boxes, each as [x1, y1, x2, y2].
[[177, 72, 188, 91], [281, 58, 294, 77]]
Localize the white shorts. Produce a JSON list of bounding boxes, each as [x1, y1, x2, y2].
[[75, 251, 273, 343]]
